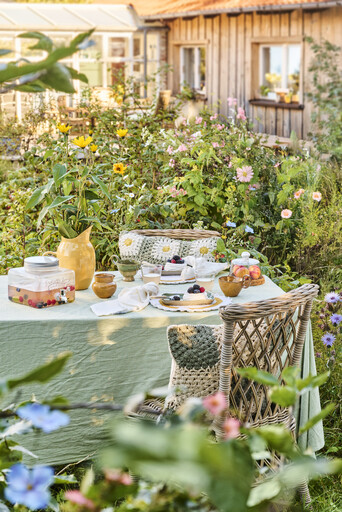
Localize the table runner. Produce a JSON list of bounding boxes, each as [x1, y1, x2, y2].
[[0, 274, 324, 465]]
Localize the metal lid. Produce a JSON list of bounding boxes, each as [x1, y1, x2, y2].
[[24, 256, 59, 269], [231, 251, 259, 266]]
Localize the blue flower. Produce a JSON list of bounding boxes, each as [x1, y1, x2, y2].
[[324, 292, 340, 304], [17, 403, 69, 433], [5, 464, 53, 510], [110, 209, 120, 213], [226, 221, 236, 228], [245, 225, 254, 234], [321, 333, 336, 347], [330, 313, 342, 325]]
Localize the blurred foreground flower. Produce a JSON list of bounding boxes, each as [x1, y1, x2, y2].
[[203, 391, 227, 415], [5, 464, 53, 510], [330, 313, 342, 325], [223, 417, 240, 440], [72, 135, 93, 148], [17, 403, 69, 433], [65, 490, 96, 511], [312, 191, 322, 202]]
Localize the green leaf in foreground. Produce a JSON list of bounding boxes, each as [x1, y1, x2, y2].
[[7, 352, 72, 390], [237, 367, 279, 387], [299, 403, 335, 435]]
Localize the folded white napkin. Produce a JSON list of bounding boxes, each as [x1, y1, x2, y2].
[[164, 262, 186, 272], [90, 282, 159, 316]]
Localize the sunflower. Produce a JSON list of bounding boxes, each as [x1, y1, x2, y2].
[[113, 163, 127, 175], [72, 136, 93, 148], [116, 129, 128, 138], [57, 123, 72, 134]]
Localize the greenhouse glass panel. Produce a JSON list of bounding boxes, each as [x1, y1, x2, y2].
[[35, 7, 88, 27], [0, 37, 14, 60], [3, 7, 50, 26]]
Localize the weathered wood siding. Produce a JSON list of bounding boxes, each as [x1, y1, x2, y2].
[[166, 6, 342, 138]]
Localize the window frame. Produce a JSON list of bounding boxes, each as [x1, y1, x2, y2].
[[251, 38, 303, 105], [180, 45, 206, 95]]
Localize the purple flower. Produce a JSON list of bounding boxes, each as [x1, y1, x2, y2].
[[5, 464, 53, 510], [226, 221, 236, 228], [324, 292, 340, 304], [245, 225, 254, 234], [330, 313, 342, 325], [17, 403, 69, 433], [322, 333, 336, 347]]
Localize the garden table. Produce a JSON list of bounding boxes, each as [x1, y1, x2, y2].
[[0, 274, 324, 466]]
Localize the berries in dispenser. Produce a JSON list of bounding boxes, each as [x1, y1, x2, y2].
[[8, 256, 75, 308]]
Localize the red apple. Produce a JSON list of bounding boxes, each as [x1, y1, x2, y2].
[[234, 266, 249, 278]]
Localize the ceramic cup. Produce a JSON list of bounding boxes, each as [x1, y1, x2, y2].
[[218, 274, 251, 297], [112, 256, 140, 282], [92, 273, 117, 299]]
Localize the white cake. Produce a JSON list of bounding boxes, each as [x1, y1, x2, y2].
[[164, 262, 187, 272], [183, 291, 208, 302]]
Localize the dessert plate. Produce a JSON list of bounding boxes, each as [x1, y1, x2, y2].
[[161, 292, 215, 306]]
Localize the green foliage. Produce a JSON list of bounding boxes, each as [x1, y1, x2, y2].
[[306, 38, 342, 163], [0, 30, 93, 94]]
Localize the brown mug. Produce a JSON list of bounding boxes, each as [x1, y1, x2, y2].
[[218, 274, 251, 297], [92, 273, 117, 299]]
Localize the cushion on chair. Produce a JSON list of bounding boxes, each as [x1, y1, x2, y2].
[[119, 231, 220, 263]]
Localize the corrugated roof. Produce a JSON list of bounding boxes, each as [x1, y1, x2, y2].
[[92, 0, 339, 18], [0, 2, 157, 31]]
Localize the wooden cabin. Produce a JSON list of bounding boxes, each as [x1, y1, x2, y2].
[[102, 0, 342, 139]]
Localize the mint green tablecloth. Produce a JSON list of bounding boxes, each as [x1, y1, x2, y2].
[[0, 274, 324, 465]]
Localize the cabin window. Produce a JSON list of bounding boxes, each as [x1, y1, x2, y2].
[[259, 44, 301, 103], [180, 46, 206, 95]]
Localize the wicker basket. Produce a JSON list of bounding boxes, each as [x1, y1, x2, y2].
[[130, 229, 220, 240]]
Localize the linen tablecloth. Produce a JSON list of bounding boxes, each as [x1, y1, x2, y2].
[[0, 274, 324, 465]]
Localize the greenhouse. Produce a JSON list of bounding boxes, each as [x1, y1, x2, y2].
[[0, 2, 165, 117]]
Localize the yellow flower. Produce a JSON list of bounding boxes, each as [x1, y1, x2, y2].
[[199, 247, 209, 255], [221, 235, 227, 240], [90, 144, 98, 153], [57, 123, 71, 134], [113, 163, 127, 175], [89, 129, 93, 135], [72, 136, 93, 148], [116, 129, 128, 138]]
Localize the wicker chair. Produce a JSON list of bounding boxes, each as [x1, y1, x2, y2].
[[166, 283, 319, 507], [119, 228, 221, 264]]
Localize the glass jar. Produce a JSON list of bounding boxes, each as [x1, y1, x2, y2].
[[230, 251, 262, 281], [8, 256, 75, 308]]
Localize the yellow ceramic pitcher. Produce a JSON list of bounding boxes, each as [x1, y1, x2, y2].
[[44, 226, 95, 290]]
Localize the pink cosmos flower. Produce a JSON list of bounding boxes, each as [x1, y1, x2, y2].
[[236, 165, 254, 182], [221, 141, 225, 147], [227, 97, 237, 107], [167, 145, 173, 154], [65, 491, 96, 511], [169, 158, 175, 168], [203, 391, 227, 415], [237, 107, 247, 121], [281, 209, 292, 219], [294, 188, 305, 199], [228, 161, 233, 168], [223, 417, 240, 440], [195, 116, 203, 124], [203, 121, 207, 127], [212, 142, 219, 148], [312, 191, 322, 202], [210, 114, 218, 120], [105, 469, 133, 486], [215, 124, 225, 130], [274, 162, 281, 168], [177, 144, 187, 152]]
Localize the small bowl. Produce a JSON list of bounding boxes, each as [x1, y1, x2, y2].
[[116, 259, 140, 282], [92, 273, 117, 299], [219, 274, 251, 297]]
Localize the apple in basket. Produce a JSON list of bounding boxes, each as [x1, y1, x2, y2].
[[233, 265, 249, 278], [249, 265, 261, 280]]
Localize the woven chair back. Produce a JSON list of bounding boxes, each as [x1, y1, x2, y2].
[[217, 283, 319, 427]]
